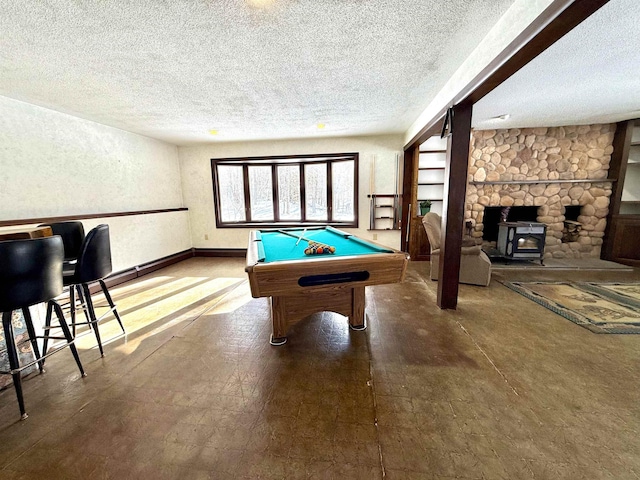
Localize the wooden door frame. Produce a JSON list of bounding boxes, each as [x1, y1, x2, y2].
[[402, 0, 611, 309], [602, 120, 634, 260]]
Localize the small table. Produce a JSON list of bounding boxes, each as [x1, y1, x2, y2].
[[0, 226, 53, 241], [245, 226, 408, 345]]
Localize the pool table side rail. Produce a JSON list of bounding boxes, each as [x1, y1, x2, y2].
[[245, 251, 408, 298], [324, 226, 402, 253], [245, 230, 262, 270]]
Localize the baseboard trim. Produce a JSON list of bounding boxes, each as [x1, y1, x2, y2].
[[617, 258, 640, 268], [194, 248, 247, 257], [103, 249, 194, 290], [137, 250, 194, 276], [87, 248, 246, 293]]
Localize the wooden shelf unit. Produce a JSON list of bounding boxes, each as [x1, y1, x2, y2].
[[603, 120, 640, 265], [620, 131, 640, 215], [417, 149, 446, 214], [368, 194, 400, 230], [407, 143, 448, 260]]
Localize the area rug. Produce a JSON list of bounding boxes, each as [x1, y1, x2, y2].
[[503, 281, 640, 334], [579, 282, 640, 309]]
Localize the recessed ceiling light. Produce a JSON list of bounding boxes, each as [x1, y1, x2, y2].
[[209, 129, 219, 135], [247, 0, 274, 8], [317, 123, 325, 130]]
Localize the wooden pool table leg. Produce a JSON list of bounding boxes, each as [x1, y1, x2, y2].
[[348, 286, 366, 331], [270, 297, 288, 346], [269, 287, 366, 344]]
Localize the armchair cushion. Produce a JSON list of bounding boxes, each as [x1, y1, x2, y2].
[[421, 212, 491, 287]]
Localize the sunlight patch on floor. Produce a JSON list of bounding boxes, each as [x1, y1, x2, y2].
[[204, 280, 253, 315], [71, 277, 246, 354]]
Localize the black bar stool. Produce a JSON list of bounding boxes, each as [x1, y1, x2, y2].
[[50, 224, 124, 357], [39, 221, 88, 336], [38, 221, 85, 268], [0, 236, 86, 420]]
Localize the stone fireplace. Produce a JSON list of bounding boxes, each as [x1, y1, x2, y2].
[[465, 124, 615, 259]]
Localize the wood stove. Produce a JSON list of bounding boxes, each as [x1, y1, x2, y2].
[[497, 221, 546, 265]]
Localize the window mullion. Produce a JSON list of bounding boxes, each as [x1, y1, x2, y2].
[[326, 161, 333, 222], [243, 164, 251, 221], [212, 162, 222, 224], [300, 163, 306, 222], [354, 155, 359, 226], [272, 164, 280, 222]]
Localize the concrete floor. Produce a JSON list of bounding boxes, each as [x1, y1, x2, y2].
[[0, 257, 639, 479]]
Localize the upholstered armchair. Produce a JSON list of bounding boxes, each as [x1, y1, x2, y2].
[[421, 212, 491, 286]]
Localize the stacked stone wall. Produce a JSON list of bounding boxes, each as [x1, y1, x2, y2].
[[467, 124, 615, 258]]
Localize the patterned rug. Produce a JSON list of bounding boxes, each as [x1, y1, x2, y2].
[[503, 281, 640, 334]]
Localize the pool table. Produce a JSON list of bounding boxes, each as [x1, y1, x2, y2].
[[245, 226, 408, 345]]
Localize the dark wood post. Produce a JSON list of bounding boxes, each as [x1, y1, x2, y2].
[[437, 102, 472, 309], [602, 120, 633, 260], [401, 145, 417, 252]]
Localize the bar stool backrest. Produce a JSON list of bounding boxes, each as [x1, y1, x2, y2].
[[0, 237, 64, 311], [75, 224, 113, 284], [39, 221, 85, 261]]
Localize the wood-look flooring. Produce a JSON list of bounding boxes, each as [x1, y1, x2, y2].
[[0, 257, 639, 479]]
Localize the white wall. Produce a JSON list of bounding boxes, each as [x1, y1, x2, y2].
[[0, 96, 191, 271], [179, 135, 404, 250], [622, 164, 640, 202], [80, 212, 190, 272]]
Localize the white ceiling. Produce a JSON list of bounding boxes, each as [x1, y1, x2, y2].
[[0, 0, 514, 145], [1, 1, 637, 146], [474, 0, 640, 130]]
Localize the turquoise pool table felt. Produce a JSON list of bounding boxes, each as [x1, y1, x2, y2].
[[258, 229, 390, 263]]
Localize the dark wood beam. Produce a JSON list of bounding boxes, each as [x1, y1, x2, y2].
[[404, 0, 611, 151], [405, 121, 442, 152], [401, 0, 611, 308], [602, 120, 634, 260], [437, 102, 472, 309], [400, 145, 418, 252]]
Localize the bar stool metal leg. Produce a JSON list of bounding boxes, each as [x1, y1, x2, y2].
[[99, 280, 125, 334], [77, 284, 90, 325], [22, 308, 44, 373], [42, 302, 54, 362], [2, 311, 27, 420], [69, 284, 76, 338], [82, 283, 104, 357], [69, 284, 91, 339], [51, 301, 86, 377]]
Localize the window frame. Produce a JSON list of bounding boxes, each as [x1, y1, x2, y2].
[[211, 153, 359, 228]]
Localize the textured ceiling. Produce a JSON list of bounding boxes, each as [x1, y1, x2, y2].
[[474, 0, 640, 130], [0, 0, 514, 145]]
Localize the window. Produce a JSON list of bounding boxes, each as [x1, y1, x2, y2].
[[211, 153, 358, 228]]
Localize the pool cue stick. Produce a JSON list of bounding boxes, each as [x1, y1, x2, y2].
[[277, 229, 335, 254], [394, 153, 400, 230], [277, 229, 315, 244], [295, 228, 307, 246]]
